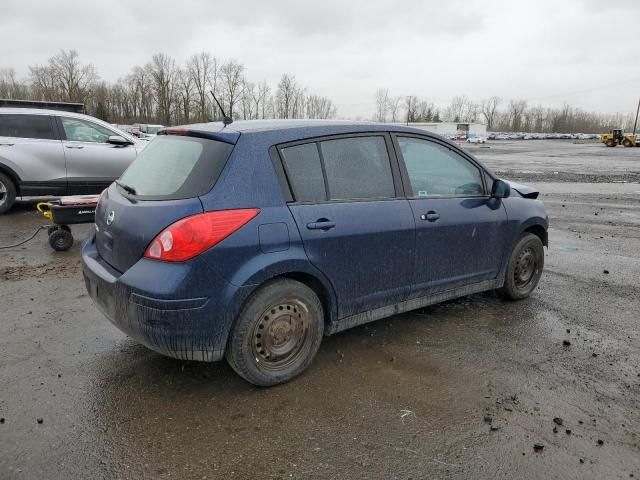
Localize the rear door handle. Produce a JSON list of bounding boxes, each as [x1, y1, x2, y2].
[[307, 220, 336, 231], [0, 143, 14, 146], [65, 145, 85, 149], [420, 211, 440, 222]]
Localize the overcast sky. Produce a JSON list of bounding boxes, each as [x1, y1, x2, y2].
[[1, 0, 639, 119]]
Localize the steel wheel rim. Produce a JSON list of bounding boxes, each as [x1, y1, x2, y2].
[[514, 247, 538, 288], [252, 299, 310, 370]]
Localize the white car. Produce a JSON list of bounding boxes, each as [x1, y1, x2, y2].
[[466, 136, 487, 144]]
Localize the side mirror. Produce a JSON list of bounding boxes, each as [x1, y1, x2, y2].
[[491, 179, 511, 199], [107, 135, 132, 146]]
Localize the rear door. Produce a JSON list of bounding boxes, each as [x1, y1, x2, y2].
[[58, 116, 137, 194], [95, 134, 233, 273], [280, 134, 415, 319], [393, 135, 508, 297], [0, 113, 66, 195]]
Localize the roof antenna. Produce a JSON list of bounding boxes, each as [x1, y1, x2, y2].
[[210, 90, 233, 126]]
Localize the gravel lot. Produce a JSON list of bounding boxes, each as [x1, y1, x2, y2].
[[1, 140, 639, 479]]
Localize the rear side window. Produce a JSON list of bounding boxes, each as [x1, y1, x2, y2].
[[0, 114, 55, 140], [280, 143, 327, 202], [319, 136, 394, 200], [118, 135, 233, 200]]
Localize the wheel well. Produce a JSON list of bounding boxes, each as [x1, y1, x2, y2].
[[0, 164, 20, 195], [525, 225, 548, 247], [277, 272, 334, 327]]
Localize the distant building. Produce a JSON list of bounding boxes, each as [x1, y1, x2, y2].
[[404, 122, 487, 137]]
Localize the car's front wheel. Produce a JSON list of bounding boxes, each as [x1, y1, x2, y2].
[[226, 279, 324, 386], [499, 233, 544, 300], [0, 172, 17, 215]]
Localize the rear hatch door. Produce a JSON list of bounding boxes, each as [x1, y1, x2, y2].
[[95, 132, 235, 273]]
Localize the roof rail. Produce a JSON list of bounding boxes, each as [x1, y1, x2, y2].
[[0, 99, 85, 114]]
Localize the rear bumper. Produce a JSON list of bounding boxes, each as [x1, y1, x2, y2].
[[82, 233, 246, 362]]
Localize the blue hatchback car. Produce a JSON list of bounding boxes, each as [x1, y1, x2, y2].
[[82, 120, 548, 386]]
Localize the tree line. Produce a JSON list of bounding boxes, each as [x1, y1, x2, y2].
[[375, 89, 634, 133], [0, 50, 337, 125]]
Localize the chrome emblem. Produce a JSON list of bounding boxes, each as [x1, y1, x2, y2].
[[106, 210, 115, 225]]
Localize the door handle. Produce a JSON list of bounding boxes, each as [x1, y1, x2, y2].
[[65, 145, 85, 149], [0, 143, 14, 146], [306, 220, 336, 231], [421, 211, 440, 222]]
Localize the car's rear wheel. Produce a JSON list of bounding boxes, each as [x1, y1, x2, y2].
[[499, 233, 544, 300], [0, 172, 17, 215], [226, 279, 324, 386]]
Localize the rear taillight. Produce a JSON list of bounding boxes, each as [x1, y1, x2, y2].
[[144, 209, 260, 262]]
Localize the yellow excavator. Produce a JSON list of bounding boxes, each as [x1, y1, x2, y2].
[[600, 129, 638, 147]]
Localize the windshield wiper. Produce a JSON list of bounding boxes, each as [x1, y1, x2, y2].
[[115, 180, 137, 196]]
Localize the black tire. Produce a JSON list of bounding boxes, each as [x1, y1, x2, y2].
[[226, 279, 324, 386], [622, 139, 633, 148], [48, 228, 74, 251], [605, 139, 616, 147], [499, 233, 544, 300], [0, 172, 17, 215]]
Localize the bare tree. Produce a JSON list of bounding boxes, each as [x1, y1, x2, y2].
[[374, 88, 389, 122], [187, 52, 217, 122], [147, 53, 179, 125], [220, 59, 244, 119], [0, 68, 28, 99], [254, 81, 270, 119], [480, 96, 501, 129], [508, 99, 528, 131], [275, 74, 300, 119], [389, 96, 402, 122], [405, 96, 419, 123], [240, 80, 256, 120], [29, 63, 59, 101], [178, 69, 194, 123], [46, 50, 97, 103], [307, 95, 336, 119], [446, 95, 477, 123], [415, 100, 438, 122]]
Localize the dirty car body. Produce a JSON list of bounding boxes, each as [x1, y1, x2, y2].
[[82, 120, 548, 385]]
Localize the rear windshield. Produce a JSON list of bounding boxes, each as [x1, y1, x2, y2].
[[118, 135, 233, 200]]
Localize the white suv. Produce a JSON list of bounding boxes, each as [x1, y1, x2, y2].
[[0, 108, 145, 214]]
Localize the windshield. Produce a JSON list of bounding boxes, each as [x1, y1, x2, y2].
[[147, 126, 162, 134], [118, 135, 234, 200]]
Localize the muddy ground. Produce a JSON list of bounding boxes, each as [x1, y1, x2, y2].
[[1, 140, 639, 479]]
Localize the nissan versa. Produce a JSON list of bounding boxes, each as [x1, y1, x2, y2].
[[82, 120, 548, 386]]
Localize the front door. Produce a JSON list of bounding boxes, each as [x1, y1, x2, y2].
[[393, 135, 509, 297], [58, 116, 137, 194], [280, 135, 415, 318]]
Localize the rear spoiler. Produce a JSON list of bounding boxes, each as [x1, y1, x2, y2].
[[159, 127, 240, 145]]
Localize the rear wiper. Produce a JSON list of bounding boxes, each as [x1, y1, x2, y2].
[[115, 180, 137, 196]]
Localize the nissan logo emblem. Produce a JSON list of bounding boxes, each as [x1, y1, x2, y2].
[[106, 210, 115, 225]]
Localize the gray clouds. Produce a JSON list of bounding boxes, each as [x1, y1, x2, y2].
[[1, 0, 639, 118]]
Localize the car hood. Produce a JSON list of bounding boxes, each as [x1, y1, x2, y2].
[[504, 180, 539, 199]]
